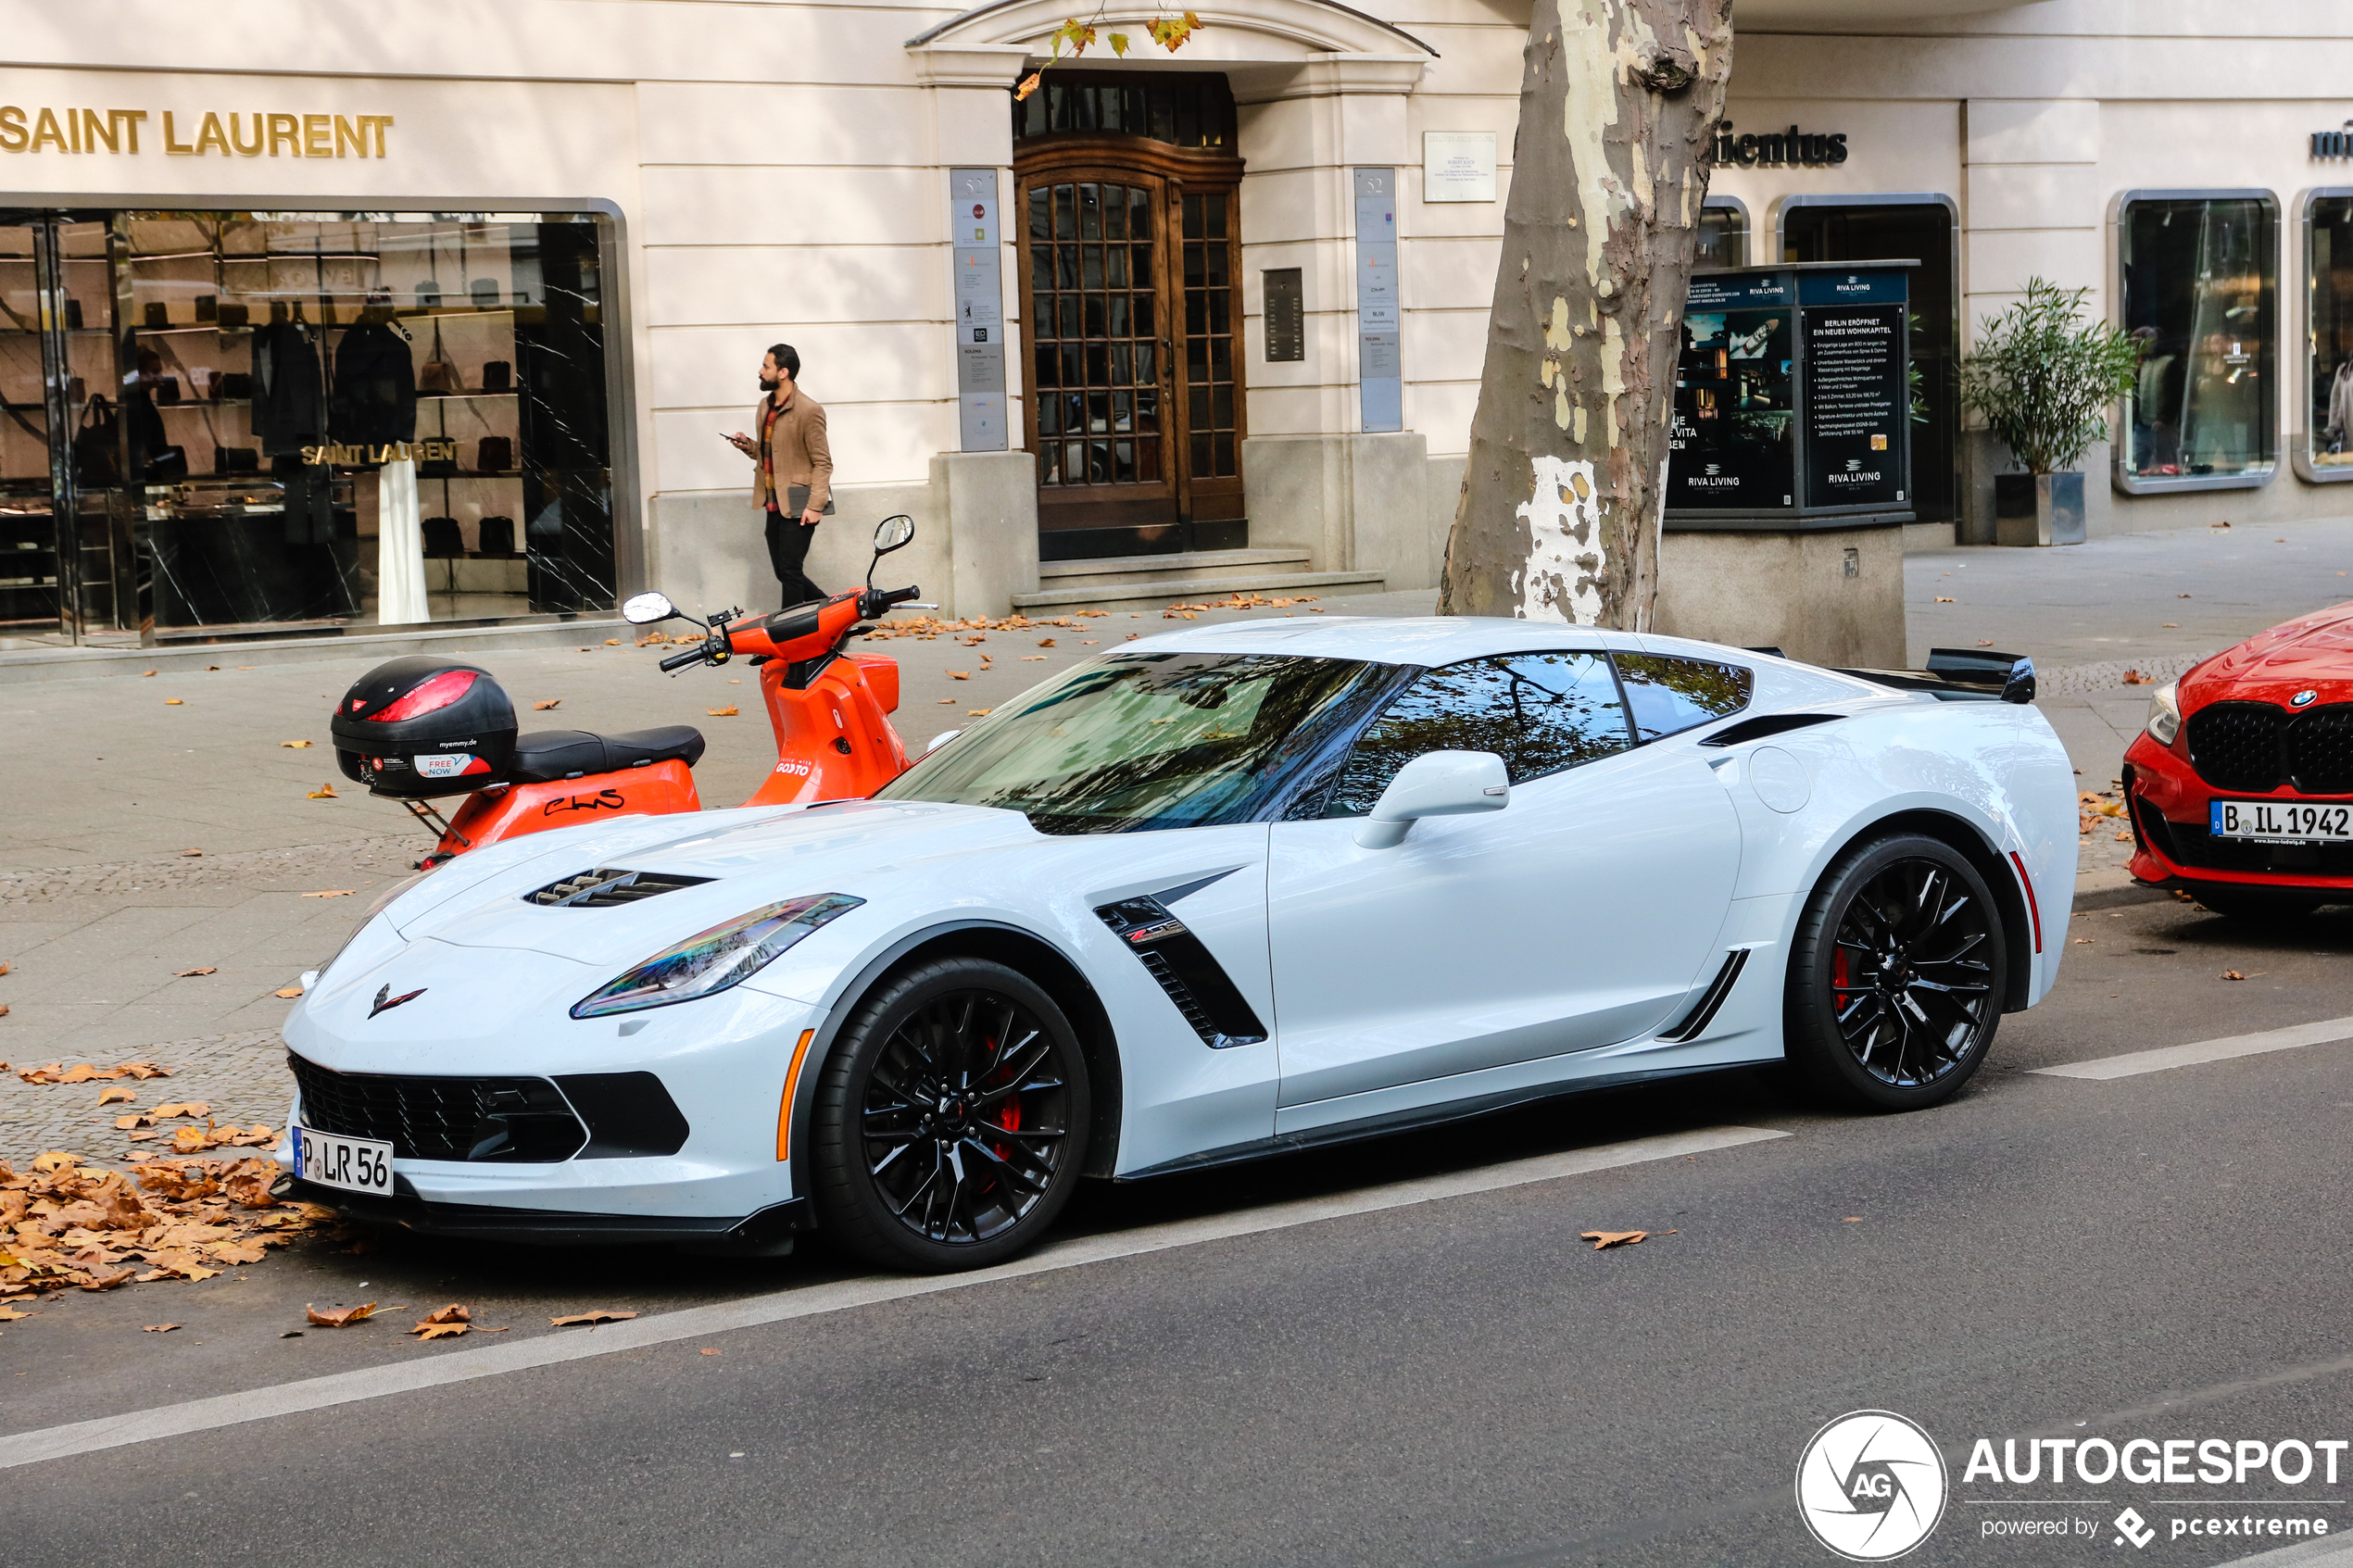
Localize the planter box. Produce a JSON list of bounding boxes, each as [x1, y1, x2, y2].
[[1994, 470, 2086, 546]]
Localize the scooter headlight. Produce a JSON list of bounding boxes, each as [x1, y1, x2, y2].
[[2145, 681, 2182, 746], [571, 894, 863, 1019]]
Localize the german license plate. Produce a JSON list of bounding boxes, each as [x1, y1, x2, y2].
[[292, 1124, 394, 1196], [2209, 799, 2353, 843]]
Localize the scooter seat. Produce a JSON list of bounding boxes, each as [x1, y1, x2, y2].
[[508, 725, 708, 784]]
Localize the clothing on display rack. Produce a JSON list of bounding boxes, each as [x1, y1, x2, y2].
[[330, 316, 419, 446], [377, 456, 427, 625], [251, 315, 325, 456]]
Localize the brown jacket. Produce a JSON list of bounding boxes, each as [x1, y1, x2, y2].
[[749, 389, 833, 514]]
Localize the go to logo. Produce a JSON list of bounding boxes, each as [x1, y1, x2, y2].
[[1795, 1410, 1949, 1561]]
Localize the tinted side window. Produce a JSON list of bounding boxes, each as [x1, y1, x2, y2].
[[1323, 652, 1631, 816], [1614, 653, 1753, 741]]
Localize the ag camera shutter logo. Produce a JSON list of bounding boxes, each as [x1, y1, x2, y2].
[[1796, 1410, 1948, 1560]]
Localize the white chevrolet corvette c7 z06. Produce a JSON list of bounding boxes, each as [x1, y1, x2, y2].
[[277, 616, 2075, 1271]]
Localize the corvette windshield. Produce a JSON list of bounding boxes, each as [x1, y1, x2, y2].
[[876, 651, 1388, 832]]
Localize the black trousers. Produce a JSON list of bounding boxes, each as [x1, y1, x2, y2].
[[763, 507, 824, 608]]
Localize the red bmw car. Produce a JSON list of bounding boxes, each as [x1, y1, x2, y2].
[[2124, 602, 2353, 916]]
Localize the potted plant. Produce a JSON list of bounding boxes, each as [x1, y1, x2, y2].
[[1958, 278, 2142, 546]]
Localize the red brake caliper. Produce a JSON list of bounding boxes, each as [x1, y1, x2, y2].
[[1833, 947, 1852, 1019]]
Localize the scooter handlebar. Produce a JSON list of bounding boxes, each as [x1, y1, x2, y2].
[[659, 643, 711, 672]]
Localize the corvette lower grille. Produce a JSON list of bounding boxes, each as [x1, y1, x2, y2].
[[288, 1055, 585, 1162]]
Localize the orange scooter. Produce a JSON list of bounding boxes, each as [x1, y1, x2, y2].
[[332, 515, 930, 867]]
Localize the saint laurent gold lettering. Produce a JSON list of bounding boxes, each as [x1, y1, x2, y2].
[[0, 105, 391, 157]]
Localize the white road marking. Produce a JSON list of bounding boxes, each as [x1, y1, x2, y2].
[[0, 1124, 1786, 1472], [2032, 1017, 2353, 1080]]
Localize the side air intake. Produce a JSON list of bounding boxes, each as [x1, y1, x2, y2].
[[1095, 894, 1268, 1049], [526, 869, 714, 908], [1657, 948, 1750, 1043]]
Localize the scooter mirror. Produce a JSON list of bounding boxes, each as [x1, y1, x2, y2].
[[873, 515, 915, 555], [622, 591, 677, 625], [924, 729, 961, 755]]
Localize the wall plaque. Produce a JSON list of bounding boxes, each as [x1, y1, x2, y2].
[[950, 167, 1006, 453], [1264, 268, 1303, 362], [1353, 168, 1402, 433], [1422, 132, 1496, 203]]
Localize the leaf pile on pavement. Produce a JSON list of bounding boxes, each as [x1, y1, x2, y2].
[[857, 610, 1106, 645], [1164, 592, 1320, 616], [1, 1151, 335, 1296], [2078, 788, 2127, 837], [18, 1060, 170, 1085]]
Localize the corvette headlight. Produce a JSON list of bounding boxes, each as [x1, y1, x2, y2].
[[570, 894, 862, 1019], [2145, 681, 2182, 746]]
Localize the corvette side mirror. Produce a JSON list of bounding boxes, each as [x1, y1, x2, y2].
[[924, 729, 961, 755], [1355, 750, 1509, 848]]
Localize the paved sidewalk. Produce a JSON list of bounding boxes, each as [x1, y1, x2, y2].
[[5, 527, 2348, 1166]]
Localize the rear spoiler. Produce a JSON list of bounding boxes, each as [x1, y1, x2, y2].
[[1833, 647, 2037, 705]]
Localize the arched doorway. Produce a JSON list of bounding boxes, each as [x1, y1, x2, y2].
[[1014, 73, 1244, 559]]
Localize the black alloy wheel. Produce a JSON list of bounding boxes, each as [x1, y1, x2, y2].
[[1786, 834, 2008, 1110], [812, 957, 1090, 1272]]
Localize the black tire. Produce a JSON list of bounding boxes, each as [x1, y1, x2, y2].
[[1786, 834, 2009, 1111], [812, 957, 1091, 1273], [2188, 886, 2325, 922]]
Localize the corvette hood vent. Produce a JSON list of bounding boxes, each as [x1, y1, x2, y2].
[[525, 868, 714, 908], [1096, 891, 1267, 1050]]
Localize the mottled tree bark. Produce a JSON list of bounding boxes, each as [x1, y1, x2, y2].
[[1437, 0, 1733, 627]]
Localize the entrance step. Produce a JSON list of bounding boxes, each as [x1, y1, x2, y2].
[[1014, 558, 1387, 615]]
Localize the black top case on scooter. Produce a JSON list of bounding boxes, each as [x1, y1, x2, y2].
[[330, 656, 519, 798]]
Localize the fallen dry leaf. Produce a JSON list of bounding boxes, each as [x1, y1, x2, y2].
[[937, 698, 955, 704], [1975, 639, 1994, 647], [152, 1102, 212, 1120], [946, 671, 970, 680], [1842, 1217, 1864, 1223], [699, 1347, 721, 1356], [2121, 670, 2150, 685], [307, 783, 338, 798], [1933, 596, 1955, 603], [81, 1266, 134, 1290], [97, 1085, 136, 1106], [179, 848, 203, 858], [2162, 622, 2179, 629], [605, 639, 621, 646], [2222, 970, 2246, 981], [301, 889, 355, 899], [1037, 637, 1056, 646], [417, 1304, 472, 1325], [1021, 655, 1047, 660], [280, 738, 314, 747], [143, 1323, 180, 1332], [0, 1305, 32, 1320], [115, 1112, 156, 1129], [172, 967, 218, 978], [534, 698, 562, 710], [165, 697, 184, 705], [707, 706, 739, 717], [549, 1310, 639, 1328], [274, 987, 304, 998], [413, 1322, 470, 1340], [307, 1302, 378, 1328], [967, 709, 992, 717], [2072, 937, 2095, 946], [1582, 1230, 1649, 1250], [141, 669, 157, 677]]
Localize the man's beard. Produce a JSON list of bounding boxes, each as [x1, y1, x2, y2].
[[758, 373, 775, 391]]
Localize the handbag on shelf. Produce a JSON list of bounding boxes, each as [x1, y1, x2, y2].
[[143, 301, 170, 330], [65, 298, 83, 331], [469, 278, 499, 309], [418, 320, 460, 395], [71, 396, 120, 484], [481, 360, 510, 392], [476, 515, 516, 556], [215, 371, 253, 400], [212, 445, 259, 475], [153, 377, 181, 406], [476, 435, 513, 472], [195, 295, 218, 323], [66, 376, 85, 405], [217, 302, 250, 329], [422, 516, 465, 558], [420, 445, 459, 477], [147, 445, 189, 482]]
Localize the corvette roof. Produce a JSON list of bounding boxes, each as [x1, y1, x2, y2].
[[1126, 614, 1623, 665]]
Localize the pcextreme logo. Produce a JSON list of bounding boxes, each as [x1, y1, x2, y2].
[[1796, 1411, 1949, 1561]]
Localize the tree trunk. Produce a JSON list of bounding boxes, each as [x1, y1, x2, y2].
[[1437, 0, 1733, 627]]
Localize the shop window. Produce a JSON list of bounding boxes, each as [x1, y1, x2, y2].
[[1696, 199, 1748, 270], [5, 207, 618, 641], [2304, 194, 2353, 479], [1013, 74, 1234, 149], [2116, 193, 2277, 490]]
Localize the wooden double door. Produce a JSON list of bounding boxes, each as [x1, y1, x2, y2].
[[1017, 144, 1245, 558]]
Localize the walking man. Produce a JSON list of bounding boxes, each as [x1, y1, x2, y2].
[[728, 343, 834, 608]]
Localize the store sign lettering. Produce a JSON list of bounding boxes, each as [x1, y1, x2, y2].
[[1707, 121, 1847, 169], [0, 107, 393, 157], [300, 440, 457, 468], [2313, 126, 2353, 159]]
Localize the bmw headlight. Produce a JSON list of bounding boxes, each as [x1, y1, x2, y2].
[[2145, 681, 2182, 746], [571, 894, 863, 1019]]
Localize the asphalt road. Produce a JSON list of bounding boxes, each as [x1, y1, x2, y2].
[[8, 887, 2353, 1568]]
